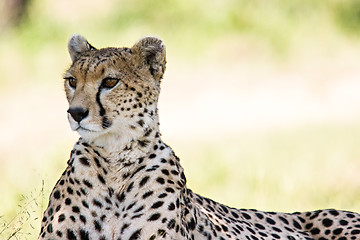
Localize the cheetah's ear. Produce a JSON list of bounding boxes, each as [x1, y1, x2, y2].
[[132, 37, 166, 81], [68, 34, 97, 62]]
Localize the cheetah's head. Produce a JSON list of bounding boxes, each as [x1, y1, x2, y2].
[[64, 34, 166, 150]]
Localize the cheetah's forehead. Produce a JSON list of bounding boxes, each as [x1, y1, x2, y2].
[[65, 47, 133, 82]]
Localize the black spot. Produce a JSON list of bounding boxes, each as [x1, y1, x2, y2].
[[56, 231, 63, 237], [48, 208, 53, 216], [142, 190, 153, 199], [129, 229, 141, 240], [72, 206, 80, 213], [305, 223, 313, 229], [82, 200, 89, 208], [93, 199, 103, 208], [279, 216, 289, 225], [83, 179, 93, 188], [149, 153, 156, 159], [329, 210, 339, 216], [242, 212, 251, 220], [151, 201, 164, 209], [156, 177, 165, 184], [55, 205, 61, 212], [188, 218, 196, 230], [134, 205, 144, 213], [58, 214, 65, 222], [293, 220, 302, 229], [126, 202, 136, 210], [137, 120, 144, 127], [168, 203, 175, 211], [131, 165, 146, 178], [255, 223, 265, 230], [67, 187, 74, 194], [94, 157, 101, 168], [67, 229, 77, 240], [271, 233, 281, 239], [139, 176, 150, 187], [310, 228, 320, 235], [127, 182, 134, 192], [121, 223, 129, 234], [117, 192, 126, 202], [340, 220, 348, 226], [231, 211, 239, 218], [157, 229, 166, 237], [65, 198, 72, 205], [265, 217, 276, 225], [144, 128, 152, 137], [138, 140, 149, 147], [47, 223, 53, 233], [94, 220, 102, 232], [79, 157, 90, 166], [80, 229, 89, 240], [148, 213, 161, 221], [158, 193, 167, 198], [53, 190, 61, 199], [322, 218, 333, 227], [97, 174, 106, 184], [168, 219, 176, 229], [165, 187, 174, 193], [80, 215, 86, 224]]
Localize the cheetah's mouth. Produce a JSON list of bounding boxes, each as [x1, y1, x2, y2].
[[76, 126, 98, 133]]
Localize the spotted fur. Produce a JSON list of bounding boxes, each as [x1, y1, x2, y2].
[[39, 35, 360, 240]]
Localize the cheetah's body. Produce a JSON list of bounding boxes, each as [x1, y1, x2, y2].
[[39, 35, 360, 240]]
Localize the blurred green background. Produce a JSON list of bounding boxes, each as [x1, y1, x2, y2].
[[1, 0, 360, 238]]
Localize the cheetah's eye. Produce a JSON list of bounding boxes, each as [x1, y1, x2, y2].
[[65, 77, 77, 88], [102, 78, 120, 89]]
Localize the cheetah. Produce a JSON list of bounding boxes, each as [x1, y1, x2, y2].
[[39, 34, 360, 240]]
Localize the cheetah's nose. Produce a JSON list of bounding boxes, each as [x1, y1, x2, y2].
[[67, 107, 89, 123]]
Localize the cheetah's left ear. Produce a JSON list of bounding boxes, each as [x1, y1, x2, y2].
[[132, 37, 166, 81], [68, 34, 97, 62]]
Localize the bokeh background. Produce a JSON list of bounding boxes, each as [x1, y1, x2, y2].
[[1, 0, 360, 238]]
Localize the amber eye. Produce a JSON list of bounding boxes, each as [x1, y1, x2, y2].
[[66, 77, 77, 88], [102, 78, 119, 89]]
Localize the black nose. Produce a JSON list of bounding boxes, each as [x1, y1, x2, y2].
[[67, 107, 89, 123]]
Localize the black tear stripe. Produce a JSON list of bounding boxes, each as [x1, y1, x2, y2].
[[96, 86, 112, 129]]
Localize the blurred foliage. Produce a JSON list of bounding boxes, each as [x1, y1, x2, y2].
[[333, 0, 360, 36], [0, 0, 31, 31], [1, 0, 360, 55]]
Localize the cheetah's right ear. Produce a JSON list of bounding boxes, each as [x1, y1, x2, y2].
[[68, 34, 97, 62], [131, 37, 166, 81]]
